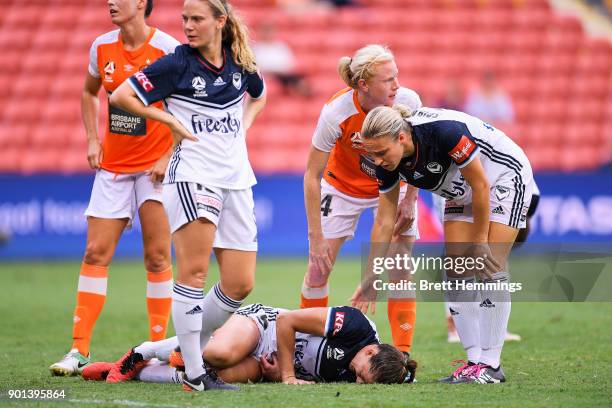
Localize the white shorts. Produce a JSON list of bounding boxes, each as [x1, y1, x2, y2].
[[162, 182, 258, 251], [235, 304, 286, 361], [85, 169, 163, 228], [443, 158, 534, 229], [320, 179, 419, 240]]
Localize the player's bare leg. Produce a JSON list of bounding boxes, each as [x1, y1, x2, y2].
[[301, 237, 346, 308]]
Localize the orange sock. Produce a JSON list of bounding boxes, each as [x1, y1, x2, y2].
[[300, 283, 329, 308], [387, 298, 417, 353], [72, 263, 108, 356], [146, 266, 173, 341]]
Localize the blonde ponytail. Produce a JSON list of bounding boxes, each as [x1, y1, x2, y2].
[[206, 0, 257, 72]]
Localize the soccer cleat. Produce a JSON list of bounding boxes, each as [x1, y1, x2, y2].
[[49, 349, 90, 376], [401, 352, 416, 383], [181, 371, 239, 392], [106, 348, 148, 383], [82, 362, 114, 381], [169, 349, 185, 371], [439, 360, 479, 383], [472, 365, 506, 384]]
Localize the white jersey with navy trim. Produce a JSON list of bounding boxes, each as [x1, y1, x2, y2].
[[377, 108, 531, 197], [128, 45, 265, 189]]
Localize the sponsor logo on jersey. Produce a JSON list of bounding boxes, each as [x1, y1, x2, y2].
[[413, 171, 424, 180], [350, 132, 364, 149], [492, 205, 505, 215], [332, 311, 345, 335], [104, 60, 115, 82], [415, 110, 439, 118], [213, 76, 226, 86], [134, 71, 154, 92], [191, 112, 241, 136], [192, 76, 207, 97], [494, 185, 510, 201], [232, 72, 242, 89], [427, 162, 443, 173], [124, 64, 134, 72], [449, 135, 476, 164], [326, 347, 345, 361], [359, 155, 377, 179]]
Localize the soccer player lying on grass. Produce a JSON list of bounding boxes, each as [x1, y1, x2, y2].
[[84, 304, 417, 388]]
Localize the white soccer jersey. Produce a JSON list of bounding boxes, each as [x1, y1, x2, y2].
[[128, 45, 265, 189]]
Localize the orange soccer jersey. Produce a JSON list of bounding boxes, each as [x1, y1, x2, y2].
[[89, 28, 179, 173], [312, 87, 422, 199]]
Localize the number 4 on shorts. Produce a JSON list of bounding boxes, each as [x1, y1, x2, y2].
[[321, 195, 332, 217]]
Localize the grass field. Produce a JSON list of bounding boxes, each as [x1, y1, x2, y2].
[[1, 259, 611, 407]]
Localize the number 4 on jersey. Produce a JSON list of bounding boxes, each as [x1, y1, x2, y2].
[[321, 195, 333, 217]]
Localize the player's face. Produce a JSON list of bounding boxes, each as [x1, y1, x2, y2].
[[108, 0, 141, 25], [363, 60, 400, 108], [351, 345, 378, 384], [183, 0, 226, 49], [363, 133, 406, 171]]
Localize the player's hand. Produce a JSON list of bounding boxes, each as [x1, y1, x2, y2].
[[393, 195, 416, 237], [169, 118, 198, 144], [308, 235, 333, 278], [147, 153, 171, 183], [259, 353, 281, 382], [282, 376, 314, 385], [470, 242, 499, 280], [87, 139, 103, 169], [350, 284, 376, 315]]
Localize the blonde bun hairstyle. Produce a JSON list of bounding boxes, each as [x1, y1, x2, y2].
[[338, 44, 395, 89], [362, 104, 413, 141]]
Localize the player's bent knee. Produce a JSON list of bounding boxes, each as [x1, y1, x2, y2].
[[204, 345, 236, 367], [224, 282, 253, 301], [83, 241, 113, 265], [143, 251, 170, 272]]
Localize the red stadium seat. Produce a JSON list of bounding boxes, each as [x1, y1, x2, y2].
[[0, 0, 609, 174]]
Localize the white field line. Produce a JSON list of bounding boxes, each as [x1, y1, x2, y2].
[[67, 399, 182, 407]]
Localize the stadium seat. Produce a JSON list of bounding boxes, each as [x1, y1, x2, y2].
[[0, 0, 609, 174]]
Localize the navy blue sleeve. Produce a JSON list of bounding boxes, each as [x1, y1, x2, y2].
[[325, 306, 376, 342], [375, 165, 400, 193], [246, 69, 265, 99], [433, 120, 479, 168], [128, 51, 183, 105]]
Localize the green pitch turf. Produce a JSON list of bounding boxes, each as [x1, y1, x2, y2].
[[1, 259, 611, 407]]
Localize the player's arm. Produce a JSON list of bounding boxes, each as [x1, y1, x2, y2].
[[109, 82, 195, 144], [459, 157, 490, 243], [81, 73, 103, 169], [243, 70, 267, 131], [276, 308, 327, 384], [304, 146, 332, 273], [394, 184, 418, 236], [352, 183, 400, 313]]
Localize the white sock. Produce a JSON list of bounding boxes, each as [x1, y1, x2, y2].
[[136, 359, 182, 384], [445, 274, 482, 363], [479, 271, 511, 368], [199, 283, 243, 350], [134, 337, 180, 361], [172, 283, 205, 379]]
